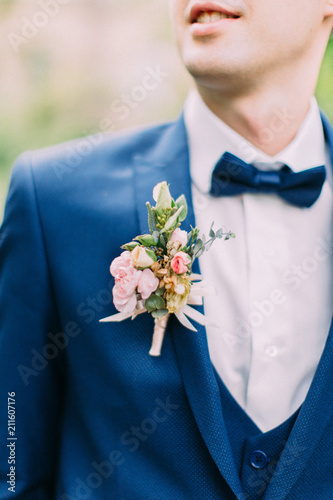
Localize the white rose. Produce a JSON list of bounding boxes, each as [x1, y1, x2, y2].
[[152, 181, 172, 210], [170, 228, 188, 249]]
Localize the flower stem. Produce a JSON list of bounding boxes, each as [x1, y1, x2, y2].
[[146, 202, 154, 235], [149, 314, 170, 356]]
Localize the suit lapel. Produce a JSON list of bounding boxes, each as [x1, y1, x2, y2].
[[133, 116, 244, 498], [264, 113, 333, 499]]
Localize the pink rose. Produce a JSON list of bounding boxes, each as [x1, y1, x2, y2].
[[110, 251, 141, 313], [137, 269, 159, 300], [110, 251, 132, 278], [170, 228, 188, 249], [170, 251, 191, 275]]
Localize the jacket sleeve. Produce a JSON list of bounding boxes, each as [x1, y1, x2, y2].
[[0, 153, 65, 499]]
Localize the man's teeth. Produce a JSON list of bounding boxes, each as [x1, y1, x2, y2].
[[196, 11, 233, 23]]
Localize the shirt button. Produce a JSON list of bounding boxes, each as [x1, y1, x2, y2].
[[249, 450, 269, 469], [266, 346, 277, 357]]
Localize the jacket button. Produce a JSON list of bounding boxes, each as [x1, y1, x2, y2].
[[249, 450, 268, 469]]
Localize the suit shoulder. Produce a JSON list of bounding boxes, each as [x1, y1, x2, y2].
[[20, 121, 178, 176], [7, 117, 186, 200]]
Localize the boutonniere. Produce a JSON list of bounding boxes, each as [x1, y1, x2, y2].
[[100, 182, 234, 356]]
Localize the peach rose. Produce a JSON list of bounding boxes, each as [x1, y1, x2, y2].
[[137, 269, 159, 300], [170, 251, 191, 275], [131, 246, 156, 269]]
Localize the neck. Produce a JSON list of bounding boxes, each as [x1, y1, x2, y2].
[[196, 57, 322, 157]]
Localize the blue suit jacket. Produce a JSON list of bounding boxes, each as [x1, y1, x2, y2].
[[1, 114, 333, 500]]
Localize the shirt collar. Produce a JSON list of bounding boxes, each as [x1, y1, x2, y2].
[[184, 90, 327, 194]]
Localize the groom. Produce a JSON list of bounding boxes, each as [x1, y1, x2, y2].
[[1, 1, 333, 499]]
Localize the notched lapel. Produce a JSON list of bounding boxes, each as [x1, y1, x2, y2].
[[133, 116, 244, 498]]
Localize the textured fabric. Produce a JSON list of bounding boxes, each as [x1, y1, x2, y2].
[[1, 115, 333, 499], [214, 369, 300, 498], [184, 91, 333, 431]]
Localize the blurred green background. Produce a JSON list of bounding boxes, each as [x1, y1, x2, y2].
[[1, 0, 333, 221]]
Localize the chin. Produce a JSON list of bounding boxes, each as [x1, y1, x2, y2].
[[184, 55, 246, 82]]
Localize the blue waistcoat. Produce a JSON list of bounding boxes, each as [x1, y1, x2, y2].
[[215, 369, 300, 499]]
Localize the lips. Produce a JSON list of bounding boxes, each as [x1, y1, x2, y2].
[[190, 2, 240, 23], [195, 11, 237, 23], [189, 2, 240, 35]]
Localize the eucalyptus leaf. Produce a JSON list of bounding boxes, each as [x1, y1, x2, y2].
[[145, 294, 165, 312], [155, 286, 165, 297], [193, 239, 203, 254], [151, 309, 169, 319], [216, 228, 224, 239], [205, 239, 215, 251], [209, 222, 216, 238], [194, 247, 205, 258]]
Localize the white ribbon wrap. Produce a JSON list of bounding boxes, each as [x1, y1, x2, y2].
[[149, 314, 170, 357], [99, 274, 217, 356]]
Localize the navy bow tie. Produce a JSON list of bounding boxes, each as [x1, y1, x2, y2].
[[210, 152, 326, 208]]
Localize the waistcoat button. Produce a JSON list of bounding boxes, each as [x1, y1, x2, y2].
[[249, 450, 269, 469]]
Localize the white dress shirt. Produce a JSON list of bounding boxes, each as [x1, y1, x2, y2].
[[184, 90, 333, 432]]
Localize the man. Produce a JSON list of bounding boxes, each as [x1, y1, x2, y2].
[[1, 1, 333, 498]]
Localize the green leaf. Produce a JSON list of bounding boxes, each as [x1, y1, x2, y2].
[[152, 231, 160, 244], [121, 241, 140, 251], [193, 238, 203, 254], [164, 206, 184, 231], [194, 247, 205, 258], [187, 232, 193, 245], [145, 249, 157, 262], [216, 228, 224, 239], [205, 239, 215, 251], [209, 222, 216, 238], [175, 194, 188, 222], [155, 286, 165, 297], [135, 234, 156, 246], [145, 294, 165, 312], [151, 309, 169, 319], [158, 233, 167, 249], [191, 227, 200, 243]]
